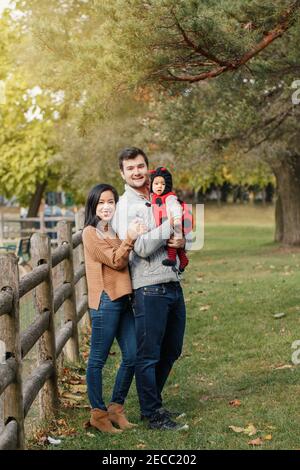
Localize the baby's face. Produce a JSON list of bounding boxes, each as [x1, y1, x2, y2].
[[152, 176, 166, 195]]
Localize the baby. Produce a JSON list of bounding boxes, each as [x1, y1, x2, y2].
[[149, 167, 191, 273]]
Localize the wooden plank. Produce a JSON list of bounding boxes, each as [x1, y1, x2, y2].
[[23, 361, 54, 418], [53, 283, 72, 313], [0, 254, 25, 449], [55, 322, 73, 358], [30, 233, 59, 420], [0, 420, 18, 450], [75, 210, 90, 331], [57, 222, 80, 363], [0, 290, 13, 317], [19, 264, 48, 299], [0, 357, 17, 395], [20, 312, 50, 359]]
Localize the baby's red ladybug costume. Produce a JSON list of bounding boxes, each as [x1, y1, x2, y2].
[[149, 167, 192, 272]]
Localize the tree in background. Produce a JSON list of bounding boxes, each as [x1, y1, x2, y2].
[[11, 0, 300, 243], [0, 12, 63, 215]]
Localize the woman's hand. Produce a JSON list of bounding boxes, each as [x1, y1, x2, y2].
[[127, 219, 148, 240]]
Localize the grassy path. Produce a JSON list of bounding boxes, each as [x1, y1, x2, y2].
[[28, 218, 300, 450]]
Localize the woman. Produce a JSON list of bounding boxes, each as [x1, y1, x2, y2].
[[82, 183, 146, 434]]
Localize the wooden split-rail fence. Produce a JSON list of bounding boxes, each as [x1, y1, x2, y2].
[[0, 213, 89, 450]]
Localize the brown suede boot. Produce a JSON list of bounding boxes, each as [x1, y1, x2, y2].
[[107, 403, 137, 430], [87, 408, 123, 434]]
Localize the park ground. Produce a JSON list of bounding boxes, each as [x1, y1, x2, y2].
[[27, 204, 300, 450]]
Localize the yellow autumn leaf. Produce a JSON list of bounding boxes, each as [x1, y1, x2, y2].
[[229, 425, 244, 433], [244, 424, 257, 436]]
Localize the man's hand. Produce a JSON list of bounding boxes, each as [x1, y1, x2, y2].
[[167, 234, 186, 249]]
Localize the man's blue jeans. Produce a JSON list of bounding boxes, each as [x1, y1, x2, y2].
[[132, 281, 186, 417], [86, 291, 136, 410]]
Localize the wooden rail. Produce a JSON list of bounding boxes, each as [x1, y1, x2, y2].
[[0, 213, 75, 244], [0, 212, 89, 450]]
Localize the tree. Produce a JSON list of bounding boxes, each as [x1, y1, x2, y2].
[[14, 0, 300, 243], [142, 64, 300, 243], [0, 13, 63, 215]]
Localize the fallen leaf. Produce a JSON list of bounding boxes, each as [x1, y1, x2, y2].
[[57, 428, 77, 437], [57, 419, 67, 427], [70, 384, 87, 394], [274, 364, 292, 370], [200, 305, 210, 311], [86, 432, 96, 438], [229, 425, 244, 433], [137, 443, 146, 449], [273, 312, 286, 319], [61, 392, 84, 402], [229, 423, 257, 436], [69, 379, 85, 385], [248, 437, 263, 446], [244, 424, 257, 436], [263, 434, 272, 441], [229, 399, 241, 407]]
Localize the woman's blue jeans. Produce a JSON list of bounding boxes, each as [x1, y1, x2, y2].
[[86, 291, 136, 410]]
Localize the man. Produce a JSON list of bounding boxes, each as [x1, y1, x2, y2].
[[112, 147, 188, 431]]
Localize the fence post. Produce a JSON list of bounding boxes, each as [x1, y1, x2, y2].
[[57, 221, 80, 363], [75, 209, 90, 331], [30, 233, 59, 419], [0, 254, 25, 449], [0, 213, 4, 244], [39, 211, 45, 233]]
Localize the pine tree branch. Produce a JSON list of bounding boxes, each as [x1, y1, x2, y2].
[[159, 0, 300, 83], [171, 11, 230, 67]]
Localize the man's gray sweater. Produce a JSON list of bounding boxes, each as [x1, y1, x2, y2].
[[112, 184, 180, 290]]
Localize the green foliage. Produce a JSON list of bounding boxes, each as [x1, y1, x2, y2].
[[11, 0, 300, 193], [0, 75, 60, 204], [0, 16, 62, 205]]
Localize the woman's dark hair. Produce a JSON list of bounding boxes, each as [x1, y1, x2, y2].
[[84, 184, 119, 228]]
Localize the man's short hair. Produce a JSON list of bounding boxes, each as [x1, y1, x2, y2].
[[118, 147, 149, 171]]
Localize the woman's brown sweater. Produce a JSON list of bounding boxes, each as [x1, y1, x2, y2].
[[82, 225, 135, 309]]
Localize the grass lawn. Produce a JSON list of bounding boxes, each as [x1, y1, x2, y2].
[[27, 204, 300, 450]]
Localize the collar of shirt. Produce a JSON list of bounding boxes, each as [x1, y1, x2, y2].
[[124, 184, 150, 202]]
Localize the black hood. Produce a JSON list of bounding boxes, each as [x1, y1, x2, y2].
[[150, 167, 173, 195]]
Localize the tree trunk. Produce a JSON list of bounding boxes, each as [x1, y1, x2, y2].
[[274, 190, 284, 243], [27, 182, 47, 217], [273, 156, 300, 246]]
